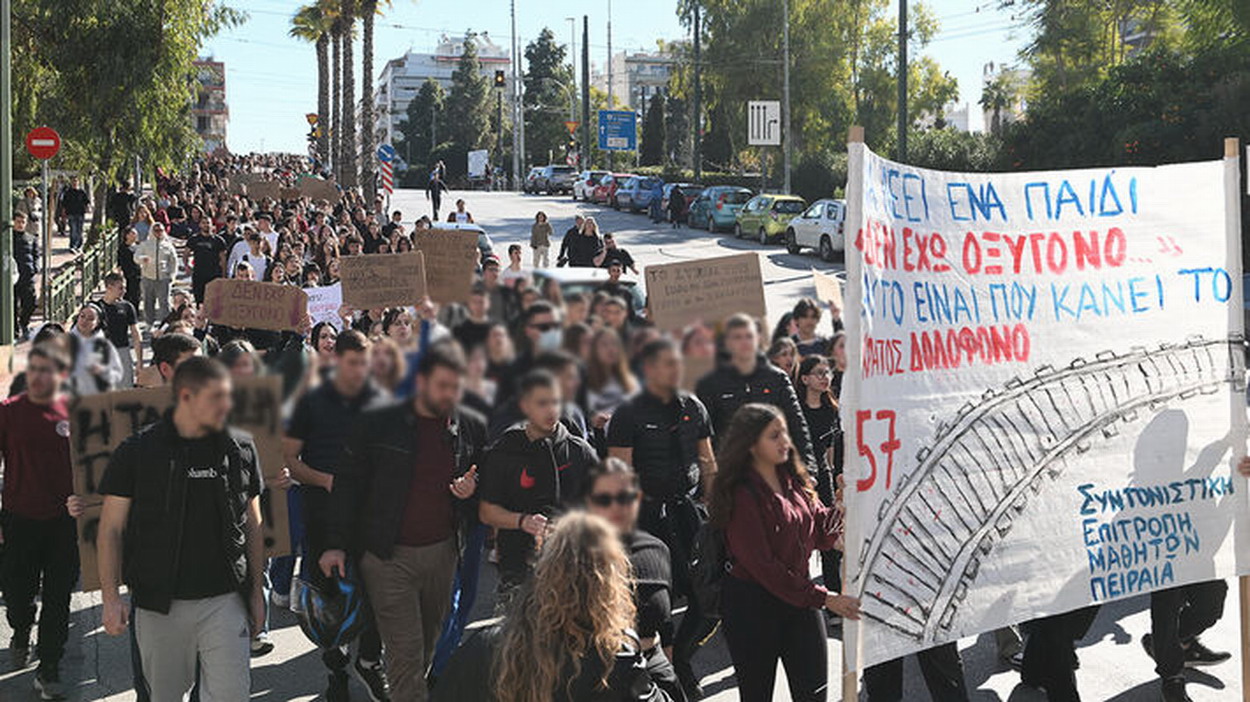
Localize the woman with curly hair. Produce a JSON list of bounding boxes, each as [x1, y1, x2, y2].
[[433, 512, 673, 702], [709, 403, 859, 702]]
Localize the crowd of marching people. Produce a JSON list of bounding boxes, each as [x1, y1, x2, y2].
[[0, 152, 1242, 702]]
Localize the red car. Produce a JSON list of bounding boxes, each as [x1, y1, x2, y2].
[[591, 173, 637, 208]]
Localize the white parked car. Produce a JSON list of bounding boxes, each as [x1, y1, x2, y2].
[[785, 198, 847, 261], [573, 170, 609, 201]]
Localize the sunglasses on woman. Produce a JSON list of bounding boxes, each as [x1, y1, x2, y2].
[[588, 490, 640, 507]]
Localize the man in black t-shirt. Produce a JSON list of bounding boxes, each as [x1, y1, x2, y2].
[[187, 219, 227, 303], [97, 358, 265, 701], [100, 274, 141, 388], [600, 233, 638, 274], [452, 284, 493, 352], [60, 177, 90, 251], [284, 331, 390, 701]]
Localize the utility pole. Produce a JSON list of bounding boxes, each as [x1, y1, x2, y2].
[[898, 0, 909, 161], [510, 0, 521, 186], [1, 0, 13, 348], [566, 17, 577, 121], [582, 16, 591, 170], [692, 1, 702, 180], [782, 0, 792, 193], [606, 0, 615, 170]]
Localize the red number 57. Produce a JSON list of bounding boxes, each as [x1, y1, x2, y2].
[[856, 409, 901, 492]]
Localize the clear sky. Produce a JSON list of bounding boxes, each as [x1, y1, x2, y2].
[[203, 0, 1031, 154]]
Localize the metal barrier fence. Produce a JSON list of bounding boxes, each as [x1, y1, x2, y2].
[[45, 225, 118, 326]]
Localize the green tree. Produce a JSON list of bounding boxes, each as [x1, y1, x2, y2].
[[335, 0, 358, 189], [11, 0, 241, 214], [290, 3, 333, 167], [664, 94, 691, 167], [979, 70, 1019, 136], [398, 78, 446, 175], [445, 36, 495, 154], [524, 28, 574, 167], [640, 95, 666, 166]]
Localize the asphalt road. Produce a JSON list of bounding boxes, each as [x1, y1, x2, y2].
[[0, 188, 1240, 701]]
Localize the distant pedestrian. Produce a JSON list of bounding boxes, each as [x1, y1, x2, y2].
[[135, 222, 179, 327], [447, 199, 474, 224], [530, 211, 552, 268], [108, 180, 138, 234], [667, 185, 685, 228], [426, 167, 450, 221], [60, 177, 90, 251], [11, 211, 40, 341]]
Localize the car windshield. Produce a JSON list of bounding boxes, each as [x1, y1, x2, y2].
[[551, 166, 573, 173], [722, 190, 753, 205], [773, 200, 806, 214]]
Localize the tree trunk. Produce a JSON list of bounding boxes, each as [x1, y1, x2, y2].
[[332, 28, 342, 180], [317, 34, 331, 171], [341, 0, 358, 191], [361, 2, 376, 203]]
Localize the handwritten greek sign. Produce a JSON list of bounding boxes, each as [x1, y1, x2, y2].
[[340, 252, 427, 308], [299, 178, 340, 203], [644, 253, 766, 331], [246, 180, 282, 201], [812, 269, 844, 309], [306, 283, 344, 330], [204, 279, 308, 332], [70, 377, 291, 591], [841, 144, 1247, 669], [416, 230, 480, 302]]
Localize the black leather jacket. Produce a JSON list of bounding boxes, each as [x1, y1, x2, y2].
[[328, 402, 487, 559]]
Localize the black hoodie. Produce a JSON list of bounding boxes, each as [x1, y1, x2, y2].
[[478, 422, 597, 576], [695, 351, 816, 469]]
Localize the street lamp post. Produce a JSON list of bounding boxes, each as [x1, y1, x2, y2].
[[782, 0, 792, 194], [566, 17, 577, 122], [511, 0, 521, 187]]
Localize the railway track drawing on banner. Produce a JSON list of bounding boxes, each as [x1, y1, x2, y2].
[[854, 334, 1246, 644]]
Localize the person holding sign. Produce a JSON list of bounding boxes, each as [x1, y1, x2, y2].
[[708, 403, 858, 702], [96, 357, 266, 702], [0, 344, 76, 700]]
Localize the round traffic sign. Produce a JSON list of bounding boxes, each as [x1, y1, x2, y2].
[[25, 126, 61, 160], [377, 143, 397, 163]]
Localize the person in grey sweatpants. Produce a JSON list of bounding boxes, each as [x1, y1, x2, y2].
[[96, 357, 267, 701]]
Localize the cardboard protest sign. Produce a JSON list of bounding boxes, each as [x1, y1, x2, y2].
[[230, 172, 262, 195], [279, 187, 302, 201], [416, 230, 480, 302], [299, 178, 340, 203], [246, 180, 282, 201], [70, 377, 291, 591], [204, 279, 308, 332], [841, 141, 1246, 669], [812, 268, 844, 309], [340, 252, 427, 308], [306, 282, 344, 331], [644, 253, 766, 331]]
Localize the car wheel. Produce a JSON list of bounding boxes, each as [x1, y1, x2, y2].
[[820, 235, 835, 262], [734, 223, 743, 239], [786, 229, 801, 255], [758, 228, 769, 245]]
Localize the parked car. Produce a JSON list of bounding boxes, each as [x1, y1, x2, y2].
[[532, 267, 646, 316], [573, 170, 609, 201], [688, 186, 754, 232], [522, 167, 544, 194], [535, 164, 576, 194], [735, 194, 807, 244], [592, 173, 636, 207], [660, 183, 704, 217], [616, 176, 664, 213], [785, 198, 847, 261]]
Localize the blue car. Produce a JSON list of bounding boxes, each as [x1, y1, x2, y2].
[[616, 176, 665, 213]]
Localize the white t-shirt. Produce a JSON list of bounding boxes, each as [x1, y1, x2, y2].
[[500, 265, 529, 288], [226, 240, 269, 281]]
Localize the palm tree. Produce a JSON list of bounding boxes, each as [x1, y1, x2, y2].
[[359, 0, 390, 202], [979, 71, 1016, 136], [289, 4, 332, 168], [330, 7, 342, 179], [336, 0, 359, 190]]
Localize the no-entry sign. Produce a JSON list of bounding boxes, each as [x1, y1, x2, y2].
[[25, 127, 61, 160]]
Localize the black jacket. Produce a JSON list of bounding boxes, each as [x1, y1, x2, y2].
[[13, 229, 39, 278], [328, 402, 487, 559], [103, 417, 258, 614], [606, 390, 711, 500], [432, 625, 673, 702], [559, 231, 604, 267], [695, 352, 816, 468]]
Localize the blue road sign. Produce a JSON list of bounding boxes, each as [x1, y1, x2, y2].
[[597, 110, 637, 151], [377, 143, 398, 163]]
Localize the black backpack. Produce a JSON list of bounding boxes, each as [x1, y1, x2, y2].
[[688, 482, 759, 619]]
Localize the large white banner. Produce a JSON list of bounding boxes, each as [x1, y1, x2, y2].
[[842, 143, 1247, 669]]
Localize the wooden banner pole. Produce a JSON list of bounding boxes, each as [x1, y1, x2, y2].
[[1225, 136, 1250, 702], [842, 124, 865, 702]]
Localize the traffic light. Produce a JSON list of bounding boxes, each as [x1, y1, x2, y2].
[[494, 70, 506, 88], [567, 137, 578, 153]]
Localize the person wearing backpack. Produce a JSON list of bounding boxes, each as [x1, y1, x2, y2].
[[707, 403, 859, 702]]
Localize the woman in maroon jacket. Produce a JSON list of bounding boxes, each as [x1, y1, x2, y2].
[[709, 403, 860, 702]]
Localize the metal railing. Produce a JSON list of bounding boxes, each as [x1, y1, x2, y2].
[[45, 224, 119, 326]]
